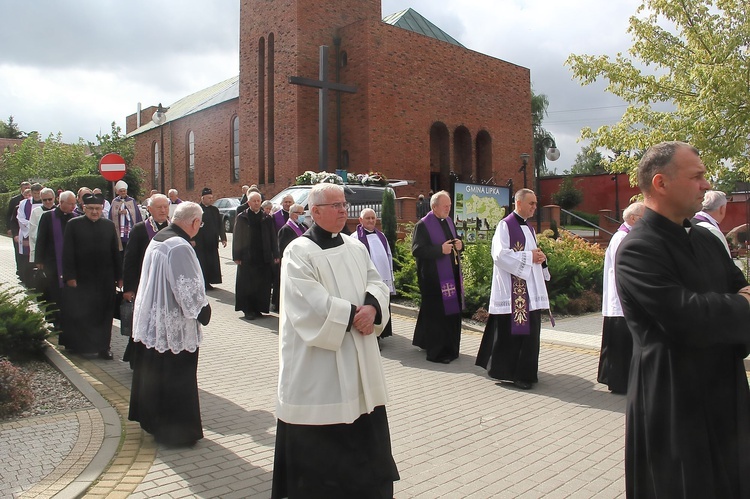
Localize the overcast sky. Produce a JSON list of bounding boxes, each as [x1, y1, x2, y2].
[[1, 0, 641, 172]]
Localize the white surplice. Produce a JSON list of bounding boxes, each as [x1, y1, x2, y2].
[[694, 210, 731, 257], [277, 235, 391, 425], [486, 216, 550, 315], [350, 230, 395, 294], [602, 226, 629, 317], [132, 236, 208, 354]]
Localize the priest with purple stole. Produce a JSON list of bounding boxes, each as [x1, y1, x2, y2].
[[596, 201, 643, 394], [351, 208, 396, 339], [476, 188, 550, 390], [412, 190, 465, 364], [271, 194, 294, 310], [121, 194, 170, 366], [277, 203, 308, 256]]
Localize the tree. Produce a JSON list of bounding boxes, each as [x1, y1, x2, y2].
[[381, 188, 397, 252], [532, 89, 558, 177], [566, 0, 750, 181], [567, 144, 606, 175], [0, 116, 25, 139], [552, 176, 584, 212]]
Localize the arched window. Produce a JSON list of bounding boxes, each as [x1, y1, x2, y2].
[[153, 141, 160, 190], [453, 126, 472, 182], [476, 130, 492, 183], [429, 122, 450, 193], [187, 130, 195, 190], [231, 116, 240, 182]]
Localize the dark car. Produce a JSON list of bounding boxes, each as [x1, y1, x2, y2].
[[268, 184, 394, 220], [214, 197, 241, 233]]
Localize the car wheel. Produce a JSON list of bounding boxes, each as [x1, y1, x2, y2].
[[224, 217, 232, 233]]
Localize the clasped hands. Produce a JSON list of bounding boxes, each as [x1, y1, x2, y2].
[[441, 238, 463, 254], [532, 248, 546, 264], [353, 304, 377, 336]]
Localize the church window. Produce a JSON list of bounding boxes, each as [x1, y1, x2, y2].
[[476, 130, 492, 184], [258, 37, 266, 184], [453, 126, 472, 182], [153, 141, 160, 190], [340, 50, 348, 68], [267, 32, 275, 184], [231, 116, 240, 182], [187, 130, 195, 190]]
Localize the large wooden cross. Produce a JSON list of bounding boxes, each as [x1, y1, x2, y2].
[[289, 45, 357, 171]]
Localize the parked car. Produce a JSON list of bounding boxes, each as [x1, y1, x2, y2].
[[268, 184, 394, 220], [214, 197, 241, 233]]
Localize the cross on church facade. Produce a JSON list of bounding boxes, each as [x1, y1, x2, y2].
[[289, 45, 357, 172]]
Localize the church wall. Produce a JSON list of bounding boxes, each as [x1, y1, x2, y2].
[[337, 20, 533, 199], [239, 0, 381, 199]]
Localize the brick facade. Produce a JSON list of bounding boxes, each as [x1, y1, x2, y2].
[[128, 1, 533, 204]]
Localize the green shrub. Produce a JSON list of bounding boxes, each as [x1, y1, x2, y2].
[[461, 240, 493, 315], [393, 235, 421, 305], [0, 358, 34, 418], [0, 285, 49, 359]]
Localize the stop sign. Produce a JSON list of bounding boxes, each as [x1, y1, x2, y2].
[[99, 153, 127, 182]]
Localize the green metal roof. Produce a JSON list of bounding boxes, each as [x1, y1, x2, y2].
[[127, 76, 239, 137], [382, 8, 464, 48]]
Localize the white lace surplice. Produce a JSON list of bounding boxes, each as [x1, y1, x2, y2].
[[132, 236, 207, 353]]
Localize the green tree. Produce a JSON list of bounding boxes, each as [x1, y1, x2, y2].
[[567, 144, 606, 175], [88, 122, 143, 199], [0, 116, 25, 139], [532, 89, 558, 177], [381, 188, 397, 252], [552, 176, 584, 212], [0, 133, 94, 191], [566, 0, 750, 181]]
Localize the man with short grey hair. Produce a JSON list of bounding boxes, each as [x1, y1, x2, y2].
[[130, 201, 210, 447], [692, 189, 730, 256], [597, 201, 644, 394]]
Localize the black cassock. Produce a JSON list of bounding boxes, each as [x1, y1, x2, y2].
[[34, 207, 74, 327], [194, 203, 226, 285], [60, 216, 121, 353], [121, 219, 168, 365], [411, 218, 463, 363], [233, 209, 278, 315], [616, 208, 750, 499]]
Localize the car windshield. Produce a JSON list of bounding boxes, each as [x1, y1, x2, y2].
[[219, 198, 240, 208], [269, 187, 310, 207]]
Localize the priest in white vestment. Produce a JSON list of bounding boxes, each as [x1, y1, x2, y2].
[[476, 188, 551, 390], [129, 202, 211, 447], [351, 207, 395, 339], [272, 183, 399, 499], [691, 190, 731, 257], [597, 201, 643, 394]]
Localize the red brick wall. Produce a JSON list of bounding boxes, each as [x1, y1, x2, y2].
[[539, 173, 641, 218]]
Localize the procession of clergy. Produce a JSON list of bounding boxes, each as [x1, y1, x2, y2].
[[8, 139, 750, 498]]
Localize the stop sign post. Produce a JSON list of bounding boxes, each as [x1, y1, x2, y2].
[[99, 153, 127, 182]]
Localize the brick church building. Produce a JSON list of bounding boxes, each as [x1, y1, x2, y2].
[[126, 1, 533, 202]]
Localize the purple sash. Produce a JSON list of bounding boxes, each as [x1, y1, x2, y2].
[[693, 213, 715, 227], [503, 213, 535, 335], [145, 217, 168, 239], [51, 210, 65, 288], [421, 212, 463, 316], [617, 223, 630, 234], [356, 224, 388, 254], [273, 210, 287, 232], [285, 218, 305, 237]]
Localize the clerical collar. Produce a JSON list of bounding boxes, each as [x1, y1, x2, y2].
[[363, 227, 376, 234], [304, 223, 344, 249], [512, 211, 527, 225]]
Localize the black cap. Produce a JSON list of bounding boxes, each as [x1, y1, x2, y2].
[[82, 193, 105, 205], [201, 187, 212, 196]]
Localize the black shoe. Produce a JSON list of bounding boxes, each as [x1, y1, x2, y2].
[[98, 350, 114, 360], [205, 284, 214, 290], [513, 380, 532, 390], [243, 312, 258, 320]]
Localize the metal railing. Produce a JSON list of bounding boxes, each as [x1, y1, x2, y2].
[[559, 208, 614, 239]]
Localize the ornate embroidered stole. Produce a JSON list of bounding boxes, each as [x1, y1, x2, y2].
[[503, 213, 534, 335], [422, 212, 463, 316]]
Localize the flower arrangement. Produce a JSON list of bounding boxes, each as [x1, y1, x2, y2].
[[295, 170, 388, 186]]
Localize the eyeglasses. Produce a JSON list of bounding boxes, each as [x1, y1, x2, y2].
[[42, 198, 54, 202], [316, 202, 350, 210]]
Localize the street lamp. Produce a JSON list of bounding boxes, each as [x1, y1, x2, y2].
[[519, 153, 530, 188], [151, 103, 169, 194], [535, 137, 560, 230], [611, 174, 620, 220]]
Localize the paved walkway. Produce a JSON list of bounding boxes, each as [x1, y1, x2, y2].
[[1, 233, 627, 498]]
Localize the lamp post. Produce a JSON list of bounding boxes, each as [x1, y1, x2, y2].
[[535, 137, 560, 231], [151, 103, 168, 194], [519, 153, 530, 188]]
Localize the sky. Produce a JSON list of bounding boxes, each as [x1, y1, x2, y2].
[[1, 0, 642, 172]]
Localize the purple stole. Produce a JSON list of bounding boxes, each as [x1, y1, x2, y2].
[[356, 224, 388, 254], [421, 212, 463, 316], [504, 213, 536, 335], [51, 210, 65, 288], [285, 218, 305, 237], [617, 223, 630, 234], [273, 210, 288, 232], [692, 213, 714, 227], [145, 217, 167, 239]]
